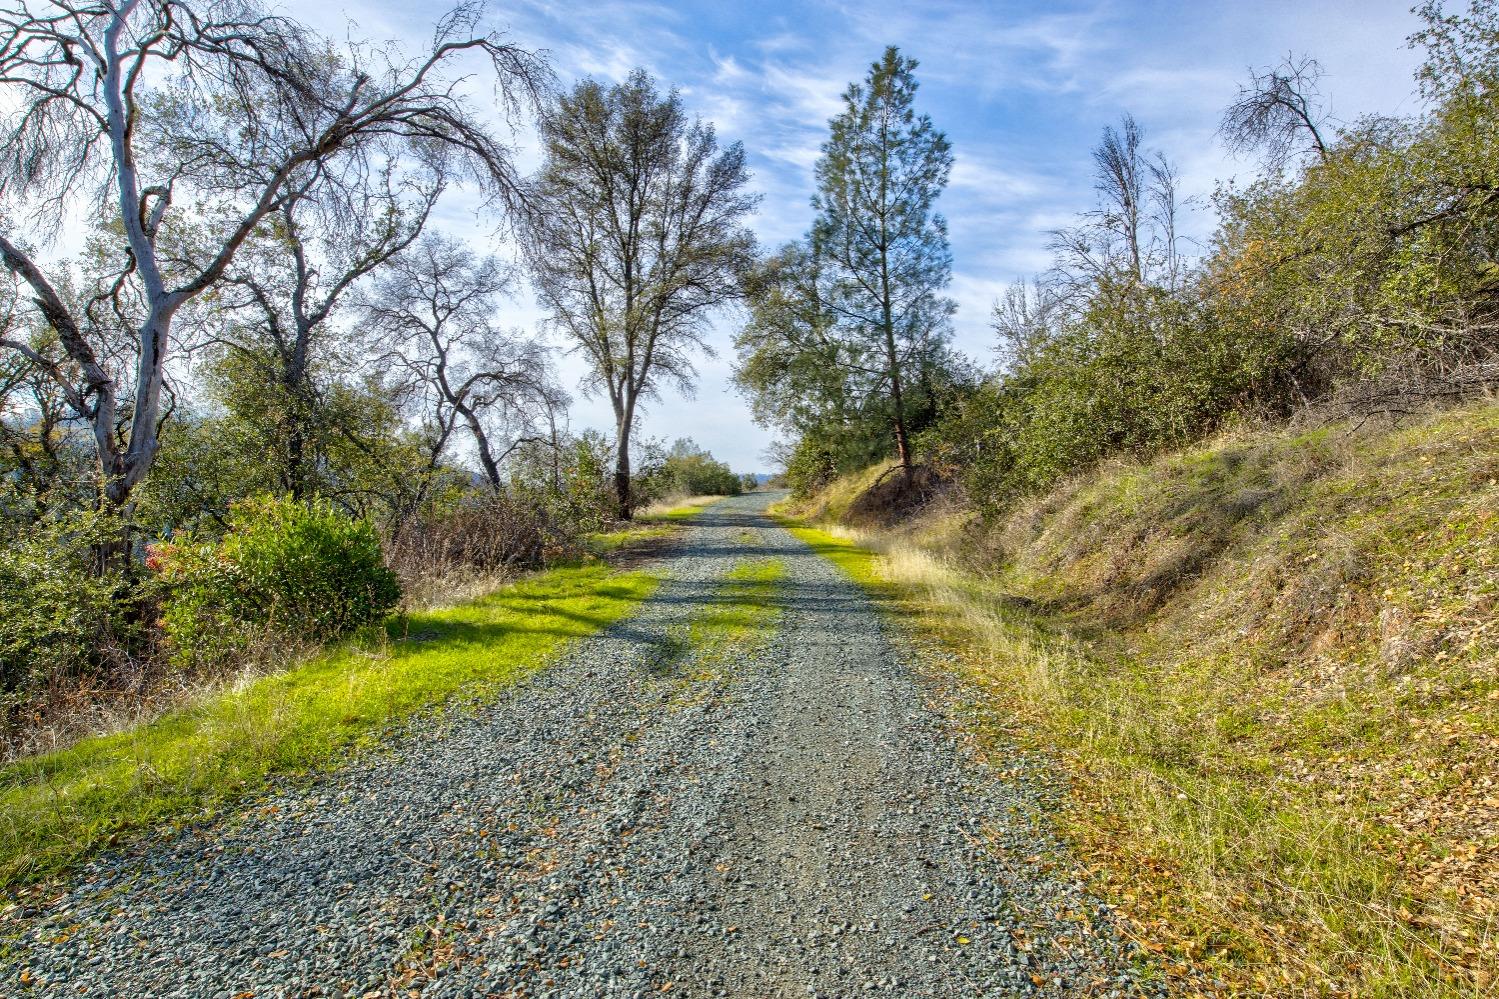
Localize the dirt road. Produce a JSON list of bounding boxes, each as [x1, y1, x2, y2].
[[5, 493, 1151, 997]]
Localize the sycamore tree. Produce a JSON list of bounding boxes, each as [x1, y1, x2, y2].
[[0, 0, 544, 522], [523, 69, 757, 518], [363, 234, 566, 492]]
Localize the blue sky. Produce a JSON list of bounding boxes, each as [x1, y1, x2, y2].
[[305, 0, 1428, 472]]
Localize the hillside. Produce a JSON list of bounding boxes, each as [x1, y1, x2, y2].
[[781, 400, 1499, 996]]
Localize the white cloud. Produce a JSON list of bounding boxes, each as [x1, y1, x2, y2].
[[15, 0, 1437, 474]]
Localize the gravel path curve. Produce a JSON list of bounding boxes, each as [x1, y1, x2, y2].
[[3, 492, 1156, 997]]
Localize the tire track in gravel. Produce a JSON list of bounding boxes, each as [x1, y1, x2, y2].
[[2, 492, 1158, 998]]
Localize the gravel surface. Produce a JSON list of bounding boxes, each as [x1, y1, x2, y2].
[[3, 492, 1158, 997]]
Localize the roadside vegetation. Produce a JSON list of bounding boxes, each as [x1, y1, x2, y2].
[[741, 5, 1499, 516], [584, 496, 726, 556], [743, 7, 1499, 990], [0, 2, 758, 775], [0, 563, 659, 892], [780, 399, 1499, 996], [741, 7, 1499, 994]]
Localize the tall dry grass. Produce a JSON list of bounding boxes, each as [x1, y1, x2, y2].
[[798, 399, 1499, 996]]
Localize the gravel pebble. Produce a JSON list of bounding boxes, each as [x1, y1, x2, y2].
[[2, 493, 1161, 997]]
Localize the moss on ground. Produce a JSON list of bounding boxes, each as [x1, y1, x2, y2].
[[688, 558, 786, 655]]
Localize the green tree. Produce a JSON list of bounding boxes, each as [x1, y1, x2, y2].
[[524, 70, 757, 518], [654, 439, 742, 497], [735, 241, 970, 491], [810, 46, 955, 477], [734, 243, 884, 459]]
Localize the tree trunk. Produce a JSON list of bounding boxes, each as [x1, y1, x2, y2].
[[879, 247, 914, 480], [614, 404, 634, 520], [888, 352, 913, 479], [286, 417, 308, 500], [460, 403, 504, 491]]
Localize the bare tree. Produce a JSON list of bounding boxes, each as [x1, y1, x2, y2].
[[208, 161, 444, 498], [992, 278, 1063, 371], [0, 0, 546, 517], [1049, 114, 1184, 293], [1220, 53, 1331, 172], [1147, 153, 1184, 291], [364, 234, 564, 491], [1092, 114, 1146, 283], [524, 69, 757, 517]]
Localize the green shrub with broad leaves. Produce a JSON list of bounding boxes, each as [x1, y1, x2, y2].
[[0, 510, 121, 700], [152, 495, 400, 667]]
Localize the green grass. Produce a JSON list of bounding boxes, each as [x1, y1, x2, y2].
[[582, 495, 726, 555], [659, 559, 786, 708], [779, 519, 886, 592], [0, 563, 658, 891], [783, 402, 1499, 997], [585, 523, 675, 555], [688, 558, 785, 654]]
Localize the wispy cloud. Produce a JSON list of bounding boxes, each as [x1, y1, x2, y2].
[[278, 0, 1430, 472]]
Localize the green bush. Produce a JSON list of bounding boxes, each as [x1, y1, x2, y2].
[[634, 438, 743, 503], [0, 511, 121, 699], [784, 434, 844, 500], [152, 495, 400, 667]]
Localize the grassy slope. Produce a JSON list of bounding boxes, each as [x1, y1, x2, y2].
[[0, 563, 658, 892], [781, 401, 1499, 998]]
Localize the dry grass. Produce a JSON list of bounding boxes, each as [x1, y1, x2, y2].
[[778, 464, 893, 524], [398, 566, 518, 612], [635, 494, 726, 521], [790, 399, 1499, 998], [3, 628, 322, 764]]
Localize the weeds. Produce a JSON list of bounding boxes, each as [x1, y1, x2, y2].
[[659, 559, 786, 707], [686, 559, 785, 660]]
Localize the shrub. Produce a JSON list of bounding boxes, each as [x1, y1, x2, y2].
[[385, 489, 570, 592], [632, 438, 743, 504], [0, 510, 121, 700], [153, 495, 400, 667], [784, 434, 846, 500]]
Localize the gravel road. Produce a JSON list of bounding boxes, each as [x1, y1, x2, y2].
[[3, 492, 1156, 997]]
